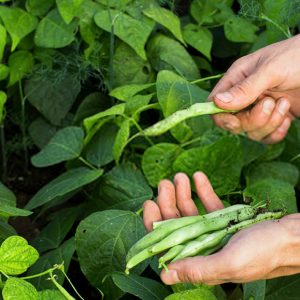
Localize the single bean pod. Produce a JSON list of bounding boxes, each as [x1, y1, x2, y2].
[[143, 102, 235, 137], [158, 245, 185, 269], [127, 204, 251, 261], [149, 206, 256, 254], [172, 211, 285, 262]]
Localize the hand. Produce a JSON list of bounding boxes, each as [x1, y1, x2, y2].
[[143, 172, 224, 232], [161, 214, 300, 285], [210, 35, 300, 143]]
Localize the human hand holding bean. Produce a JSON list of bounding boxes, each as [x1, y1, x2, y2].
[[210, 34, 300, 144], [143, 173, 300, 285]]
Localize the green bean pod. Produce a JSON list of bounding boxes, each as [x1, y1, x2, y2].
[[172, 211, 285, 262], [149, 206, 256, 254], [143, 102, 235, 137], [158, 245, 185, 268], [127, 204, 251, 262]]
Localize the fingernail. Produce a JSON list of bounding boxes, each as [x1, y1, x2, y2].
[[216, 92, 233, 103], [278, 100, 290, 115], [263, 99, 275, 115], [163, 270, 180, 284]]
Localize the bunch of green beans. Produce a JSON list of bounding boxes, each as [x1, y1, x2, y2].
[[125, 205, 285, 274]]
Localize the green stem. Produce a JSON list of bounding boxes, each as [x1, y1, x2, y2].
[[136, 207, 143, 215], [181, 136, 203, 148], [107, 3, 116, 91], [191, 73, 224, 85], [130, 117, 154, 146], [61, 268, 85, 300], [0, 124, 7, 181], [1, 271, 9, 279], [78, 156, 97, 170], [20, 265, 61, 280], [18, 80, 28, 173], [260, 13, 292, 38]]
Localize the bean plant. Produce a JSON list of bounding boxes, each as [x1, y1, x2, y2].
[[0, 0, 300, 299]]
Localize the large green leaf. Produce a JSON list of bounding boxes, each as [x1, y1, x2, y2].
[[143, 4, 185, 44], [94, 9, 154, 60], [147, 34, 199, 80], [0, 64, 9, 81], [0, 221, 17, 242], [113, 118, 131, 163], [25, 0, 55, 16], [224, 16, 258, 43], [3, 278, 39, 300], [25, 75, 80, 126], [34, 9, 78, 48], [0, 236, 39, 275], [8, 50, 34, 86], [173, 136, 243, 195], [0, 91, 7, 124], [112, 273, 170, 300], [56, 0, 85, 24], [265, 274, 300, 299], [0, 181, 16, 219], [96, 163, 153, 211], [86, 123, 118, 167], [31, 127, 84, 167], [38, 290, 66, 300], [165, 287, 217, 300], [0, 25, 6, 62], [142, 143, 183, 187], [245, 161, 299, 187], [0, 7, 38, 51], [75, 210, 147, 300], [183, 24, 212, 60], [27, 238, 75, 289], [243, 179, 297, 213], [243, 280, 266, 300], [25, 167, 103, 210]]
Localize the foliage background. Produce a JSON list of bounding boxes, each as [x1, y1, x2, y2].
[[1, 0, 300, 299]]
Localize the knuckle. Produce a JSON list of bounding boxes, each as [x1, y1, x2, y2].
[[247, 132, 262, 141]]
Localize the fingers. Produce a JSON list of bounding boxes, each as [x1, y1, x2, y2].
[[143, 200, 162, 232], [212, 113, 242, 134], [262, 117, 291, 144], [160, 253, 229, 285], [193, 172, 224, 212], [174, 173, 198, 217], [157, 180, 181, 220]]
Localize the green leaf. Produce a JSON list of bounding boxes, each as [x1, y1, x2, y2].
[[165, 287, 217, 300], [0, 236, 39, 275], [86, 123, 118, 168], [125, 94, 153, 115], [83, 103, 125, 134], [112, 42, 152, 88], [142, 143, 183, 187], [240, 137, 266, 166], [27, 238, 75, 290], [0, 221, 17, 242], [0, 64, 9, 81], [38, 289, 66, 300], [25, 0, 55, 16], [75, 210, 147, 300], [25, 167, 103, 210], [183, 24, 212, 60], [34, 9, 78, 48], [0, 25, 6, 62], [173, 136, 243, 195], [0, 181, 16, 219], [3, 278, 39, 300], [112, 273, 170, 300], [0, 205, 32, 217], [245, 161, 299, 187], [0, 91, 7, 124], [31, 207, 80, 253], [31, 126, 84, 167], [243, 280, 266, 300], [147, 34, 199, 80], [110, 83, 154, 101], [0, 7, 38, 51], [8, 50, 34, 86], [224, 16, 258, 43], [56, 0, 85, 24], [25, 75, 80, 126], [143, 4, 185, 44], [243, 179, 297, 213], [96, 163, 153, 211], [113, 118, 131, 163], [94, 9, 154, 60], [265, 274, 300, 299]]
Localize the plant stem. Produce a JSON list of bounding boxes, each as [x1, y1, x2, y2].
[[78, 156, 97, 170], [191, 73, 224, 85], [181, 136, 203, 148], [18, 80, 28, 173], [136, 207, 143, 215], [107, 3, 115, 91], [260, 13, 292, 38], [130, 117, 154, 146], [61, 268, 85, 300], [0, 124, 7, 181]]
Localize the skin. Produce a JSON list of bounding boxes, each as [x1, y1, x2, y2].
[[210, 34, 300, 144], [143, 172, 300, 285]]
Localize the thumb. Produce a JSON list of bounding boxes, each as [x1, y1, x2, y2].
[[160, 254, 227, 285], [214, 68, 274, 111]]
